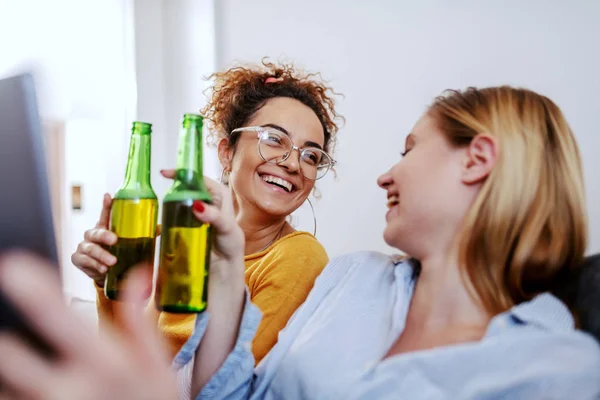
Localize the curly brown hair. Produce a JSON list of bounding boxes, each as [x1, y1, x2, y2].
[[200, 59, 343, 155]]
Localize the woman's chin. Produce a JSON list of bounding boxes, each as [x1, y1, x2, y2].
[[256, 200, 298, 218], [382, 226, 396, 248], [382, 223, 406, 250]]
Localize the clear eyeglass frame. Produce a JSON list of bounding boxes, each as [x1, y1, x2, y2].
[[230, 126, 336, 180]]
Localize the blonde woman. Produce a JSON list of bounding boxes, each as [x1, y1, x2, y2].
[[0, 86, 598, 399], [174, 86, 600, 399]]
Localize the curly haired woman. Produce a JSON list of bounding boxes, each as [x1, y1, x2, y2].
[[70, 60, 342, 364]]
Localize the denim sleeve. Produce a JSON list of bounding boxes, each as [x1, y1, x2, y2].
[[172, 289, 263, 400]]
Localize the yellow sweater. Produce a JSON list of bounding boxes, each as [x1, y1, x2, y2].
[[96, 231, 328, 364]]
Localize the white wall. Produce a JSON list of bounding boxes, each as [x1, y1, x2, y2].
[[214, 0, 600, 257], [63, 121, 110, 300], [134, 0, 220, 204], [0, 0, 137, 300]]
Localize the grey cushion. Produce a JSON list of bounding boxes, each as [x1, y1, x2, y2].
[[557, 254, 600, 341], [575, 254, 600, 341]]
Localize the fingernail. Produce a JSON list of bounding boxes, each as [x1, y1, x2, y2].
[[100, 265, 107, 273], [193, 200, 205, 213]]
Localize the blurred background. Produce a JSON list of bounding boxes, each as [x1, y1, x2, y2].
[[1, 0, 599, 307]]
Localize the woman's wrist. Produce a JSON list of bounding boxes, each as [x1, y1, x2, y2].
[[209, 255, 245, 288]]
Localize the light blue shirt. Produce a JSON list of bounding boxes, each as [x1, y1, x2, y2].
[[174, 251, 600, 400]]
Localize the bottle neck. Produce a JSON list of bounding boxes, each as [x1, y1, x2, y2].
[[176, 118, 204, 178], [164, 115, 212, 203], [120, 130, 154, 198]]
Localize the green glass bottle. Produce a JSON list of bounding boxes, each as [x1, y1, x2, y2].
[[155, 114, 212, 313], [104, 121, 158, 300]]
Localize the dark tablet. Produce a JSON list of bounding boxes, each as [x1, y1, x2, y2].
[[0, 73, 59, 355]]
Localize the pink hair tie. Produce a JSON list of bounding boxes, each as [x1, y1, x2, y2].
[[265, 77, 284, 84]]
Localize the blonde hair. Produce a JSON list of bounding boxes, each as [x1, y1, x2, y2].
[[428, 86, 587, 315]]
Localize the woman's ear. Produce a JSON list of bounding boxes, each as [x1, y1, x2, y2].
[[462, 134, 498, 185], [218, 138, 233, 171]]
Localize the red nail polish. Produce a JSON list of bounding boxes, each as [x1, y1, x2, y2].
[[193, 200, 205, 213]]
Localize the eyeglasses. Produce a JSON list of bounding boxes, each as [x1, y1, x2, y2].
[[231, 126, 336, 180]]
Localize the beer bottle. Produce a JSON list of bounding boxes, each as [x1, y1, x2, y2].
[[155, 114, 212, 313], [104, 121, 158, 300]]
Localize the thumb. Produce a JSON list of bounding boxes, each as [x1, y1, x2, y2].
[[116, 266, 169, 365]]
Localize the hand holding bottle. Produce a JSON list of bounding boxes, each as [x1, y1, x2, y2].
[[70, 193, 118, 287], [159, 165, 246, 393], [71, 194, 161, 288], [71, 121, 158, 299], [159, 169, 245, 266], [155, 114, 244, 313]]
